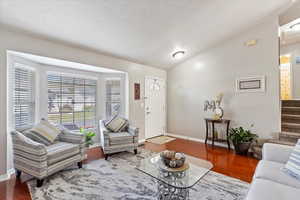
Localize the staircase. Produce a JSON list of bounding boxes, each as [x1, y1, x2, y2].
[[251, 100, 299, 159], [280, 100, 300, 143]]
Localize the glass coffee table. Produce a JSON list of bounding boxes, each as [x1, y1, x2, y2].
[[136, 153, 213, 200]]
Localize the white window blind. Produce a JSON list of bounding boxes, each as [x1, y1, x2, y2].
[[106, 79, 121, 118], [47, 74, 97, 130], [13, 64, 35, 129]]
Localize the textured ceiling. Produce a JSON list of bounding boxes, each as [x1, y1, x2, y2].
[[0, 0, 293, 69]]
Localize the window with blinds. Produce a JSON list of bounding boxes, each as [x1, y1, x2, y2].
[[13, 64, 35, 129], [106, 79, 121, 118], [47, 74, 97, 130]]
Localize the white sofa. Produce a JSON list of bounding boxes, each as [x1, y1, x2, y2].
[[246, 143, 300, 200]]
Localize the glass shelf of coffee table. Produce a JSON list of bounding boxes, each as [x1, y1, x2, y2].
[[136, 153, 213, 200]]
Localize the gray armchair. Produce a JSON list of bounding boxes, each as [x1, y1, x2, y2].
[[11, 130, 86, 187], [99, 120, 139, 160]]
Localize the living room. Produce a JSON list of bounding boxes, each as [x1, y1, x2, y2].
[[0, 0, 300, 200]]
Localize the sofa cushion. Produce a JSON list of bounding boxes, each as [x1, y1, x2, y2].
[[46, 142, 80, 165], [25, 119, 61, 145], [246, 179, 300, 200], [283, 139, 300, 181], [109, 132, 134, 145], [254, 160, 300, 189]]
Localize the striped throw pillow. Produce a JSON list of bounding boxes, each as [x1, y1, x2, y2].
[[106, 117, 128, 132], [25, 119, 61, 146], [104, 115, 117, 127], [282, 139, 300, 181]]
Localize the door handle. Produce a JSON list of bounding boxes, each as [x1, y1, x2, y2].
[[146, 112, 151, 115]]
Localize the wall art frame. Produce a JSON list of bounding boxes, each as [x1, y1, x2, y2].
[[236, 76, 266, 93], [134, 83, 140, 100]]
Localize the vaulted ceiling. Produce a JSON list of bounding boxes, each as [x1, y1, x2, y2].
[[281, 18, 300, 46], [0, 0, 294, 69], [280, 1, 300, 46]]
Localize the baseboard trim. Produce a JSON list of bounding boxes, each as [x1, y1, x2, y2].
[[8, 168, 15, 176], [166, 133, 232, 149], [0, 173, 9, 182], [0, 168, 15, 182]]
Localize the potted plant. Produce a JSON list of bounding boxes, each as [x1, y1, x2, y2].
[[228, 126, 257, 155], [80, 128, 96, 148]]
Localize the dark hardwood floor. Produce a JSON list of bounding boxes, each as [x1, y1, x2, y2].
[[144, 138, 258, 182], [0, 138, 258, 200]]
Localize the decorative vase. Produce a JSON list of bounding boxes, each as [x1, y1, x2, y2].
[[214, 106, 224, 120]]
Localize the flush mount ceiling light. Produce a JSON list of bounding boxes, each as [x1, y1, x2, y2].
[[172, 51, 185, 59]]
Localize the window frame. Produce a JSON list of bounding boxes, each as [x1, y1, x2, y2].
[[105, 78, 122, 119], [8, 54, 128, 132], [12, 63, 36, 130], [104, 73, 127, 120], [47, 72, 97, 130]]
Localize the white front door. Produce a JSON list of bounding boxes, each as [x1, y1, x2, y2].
[[145, 77, 166, 139]]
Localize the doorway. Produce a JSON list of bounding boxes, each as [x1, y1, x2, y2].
[[280, 55, 292, 100], [279, 17, 300, 144], [145, 77, 166, 139]]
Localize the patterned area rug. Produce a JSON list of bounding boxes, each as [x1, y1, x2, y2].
[[27, 149, 249, 200], [146, 136, 176, 145]]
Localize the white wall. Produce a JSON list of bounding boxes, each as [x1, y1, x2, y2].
[[167, 18, 280, 141], [0, 26, 166, 178], [281, 42, 300, 99]]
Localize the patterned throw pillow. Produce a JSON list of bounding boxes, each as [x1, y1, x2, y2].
[[105, 117, 128, 132], [282, 139, 300, 181], [25, 119, 61, 146]]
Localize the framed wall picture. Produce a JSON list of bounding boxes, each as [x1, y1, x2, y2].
[[236, 76, 266, 93], [134, 83, 140, 100]]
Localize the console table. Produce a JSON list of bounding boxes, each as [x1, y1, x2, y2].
[[204, 118, 231, 149]]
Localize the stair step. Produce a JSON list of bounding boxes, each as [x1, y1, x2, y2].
[[281, 123, 300, 133], [282, 127, 300, 133], [268, 139, 296, 146], [282, 100, 300, 107], [282, 107, 300, 115], [282, 122, 300, 126], [282, 123, 300, 133], [280, 131, 300, 138], [279, 132, 300, 143], [282, 114, 300, 123]]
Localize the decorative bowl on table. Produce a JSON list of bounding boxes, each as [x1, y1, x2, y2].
[[160, 150, 186, 168]]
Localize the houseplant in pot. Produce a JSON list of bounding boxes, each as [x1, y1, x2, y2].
[[228, 126, 257, 155], [80, 128, 96, 148]]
